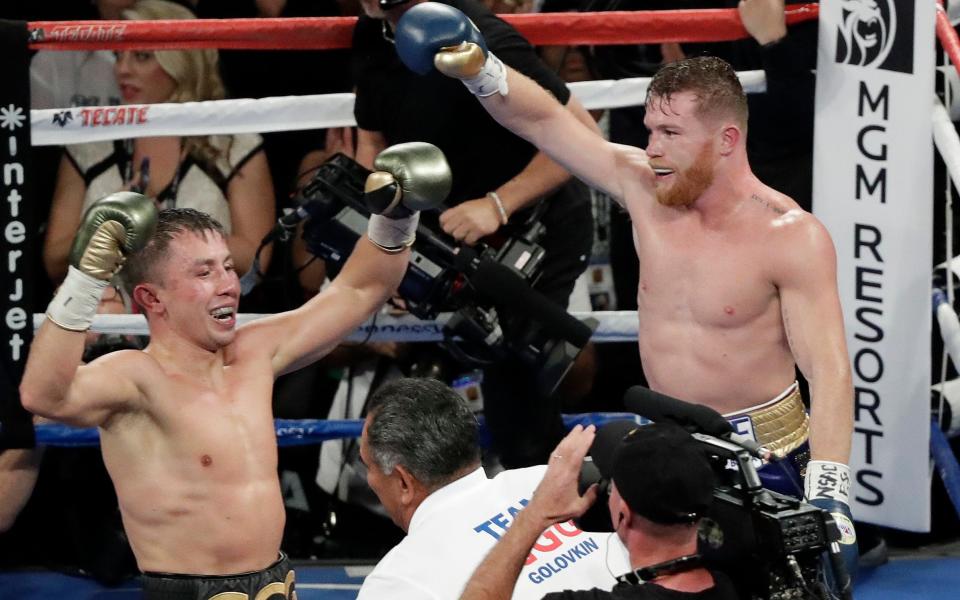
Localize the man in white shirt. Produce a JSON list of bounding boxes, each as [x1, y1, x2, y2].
[[357, 378, 627, 600]]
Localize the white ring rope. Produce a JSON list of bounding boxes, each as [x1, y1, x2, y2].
[[30, 70, 768, 146], [934, 97, 960, 193], [32, 311, 642, 343]]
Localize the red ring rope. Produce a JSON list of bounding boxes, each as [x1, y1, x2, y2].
[[28, 5, 819, 51], [937, 2, 960, 80]]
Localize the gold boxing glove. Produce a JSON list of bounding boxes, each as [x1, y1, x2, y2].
[[47, 192, 157, 331]]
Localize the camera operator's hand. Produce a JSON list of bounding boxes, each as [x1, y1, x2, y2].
[[527, 425, 599, 527], [440, 197, 503, 246]]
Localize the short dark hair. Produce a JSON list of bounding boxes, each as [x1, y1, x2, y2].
[[366, 378, 481, 489], [647, 56, 748, 129], [121, 207, 226, 299]]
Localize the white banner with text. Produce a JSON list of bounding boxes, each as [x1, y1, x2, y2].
[[813, 0, 935, 531]]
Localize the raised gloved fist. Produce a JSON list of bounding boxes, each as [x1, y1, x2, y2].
[[395, 2, 487, 75], [364, 142, 451, 253], [395, 2, 508, 96], [69, 191, 158, 280], [365, 142, 451, 216], [47, 192, 157, 331]]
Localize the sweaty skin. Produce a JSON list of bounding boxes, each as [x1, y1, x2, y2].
[[22, 229, 409, 574], [470, 68, 852, 463], [630, 183, 804, 414], [97, 345, 285, 573]]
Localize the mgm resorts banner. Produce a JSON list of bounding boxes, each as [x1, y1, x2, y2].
[[0, 20, 34, 449], [813, 0, 934, 531]]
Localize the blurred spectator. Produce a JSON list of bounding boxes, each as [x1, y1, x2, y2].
[[537, 0, 652, 411], [42, 0, 275, 284], [351, 0, 596, 468], [193, 0, 353, 227], [29, 1, 132, 109], [0, 445, 43, 534], [193, 0, 357, 317]]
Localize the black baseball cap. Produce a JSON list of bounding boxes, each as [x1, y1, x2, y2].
[[590, 421, 715, 525]]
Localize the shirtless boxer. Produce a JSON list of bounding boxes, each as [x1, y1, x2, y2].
[[389, 2, 857, 572], [20, 142, 451, 598]]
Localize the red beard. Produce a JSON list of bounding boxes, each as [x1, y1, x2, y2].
[[655, 145, 716, 208]]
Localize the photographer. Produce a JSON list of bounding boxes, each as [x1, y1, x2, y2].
[[459, 422, 738, 600]]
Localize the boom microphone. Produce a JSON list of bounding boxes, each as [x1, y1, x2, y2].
[[624, 386, 773, 461], [624, 386, 733, 436], [468, 258, 593, 347]]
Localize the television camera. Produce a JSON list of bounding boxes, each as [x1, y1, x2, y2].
[[576, 387, 852, 600], [287, 153, 596, 397]]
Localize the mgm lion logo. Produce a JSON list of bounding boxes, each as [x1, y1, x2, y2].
[[835, 0, 913, 73], [836, 0, 894, 67]]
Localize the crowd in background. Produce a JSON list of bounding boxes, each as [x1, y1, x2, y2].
[[1, 0, 958, 586]]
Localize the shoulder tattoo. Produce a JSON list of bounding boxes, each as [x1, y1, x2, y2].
[[751, 193, 786, 215]]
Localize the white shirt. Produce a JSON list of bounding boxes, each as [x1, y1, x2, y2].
[[30, 50, 121, 109], [357, 466, 629, 600]]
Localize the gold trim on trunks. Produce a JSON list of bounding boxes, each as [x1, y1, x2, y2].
[[725, 383, 808, 458]]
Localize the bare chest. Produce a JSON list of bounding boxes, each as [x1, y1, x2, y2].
[[146, 371, 277, 477], [633, 217, 777, 328]]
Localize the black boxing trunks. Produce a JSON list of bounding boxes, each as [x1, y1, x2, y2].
[[724, 382, 810, 497], [141, 553, 296, 600]]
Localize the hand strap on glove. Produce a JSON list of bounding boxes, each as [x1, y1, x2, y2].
[[46, 266, 111, 332], [462, 51, 509, 97], [805, 460, 851, 504], [368, 213, 420, 254]]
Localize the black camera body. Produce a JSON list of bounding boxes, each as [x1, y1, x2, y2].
[[296, 153, 595, 396], [578, 431, 834, 600], [696, 435, 832, 600]]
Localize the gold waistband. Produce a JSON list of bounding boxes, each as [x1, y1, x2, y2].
[[725, 384, 809, 457]]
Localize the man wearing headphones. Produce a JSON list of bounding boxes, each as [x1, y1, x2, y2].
[[458, 422, 738, 599]]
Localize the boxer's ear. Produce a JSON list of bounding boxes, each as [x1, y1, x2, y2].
[[718, 124, 741, 156]]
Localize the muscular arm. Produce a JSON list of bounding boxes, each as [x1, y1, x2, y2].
[[20, 323, 143, 427], [490, 96, 595, 216], [251, 238, 408, 376], [440, 97, 595, 244], [476, 67, 628, 204], [225, 150, 275, 275], [0, 446, 43, 532], [776, 217, 853, 463]]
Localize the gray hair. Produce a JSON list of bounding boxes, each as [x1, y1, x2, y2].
[[366, 378, 481, 489]]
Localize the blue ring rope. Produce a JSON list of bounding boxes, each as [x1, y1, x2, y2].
[[33, 413, 641, 448]]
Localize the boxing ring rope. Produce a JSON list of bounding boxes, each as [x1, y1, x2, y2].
[[32, 311, 643, 343], [14, 5, 960, 528], [34, 413, 640, 448], [26, 5, 819, 51], [30, 72, 769, 146], [14, 7, 808, 458], [925, 4, 960, 523]]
